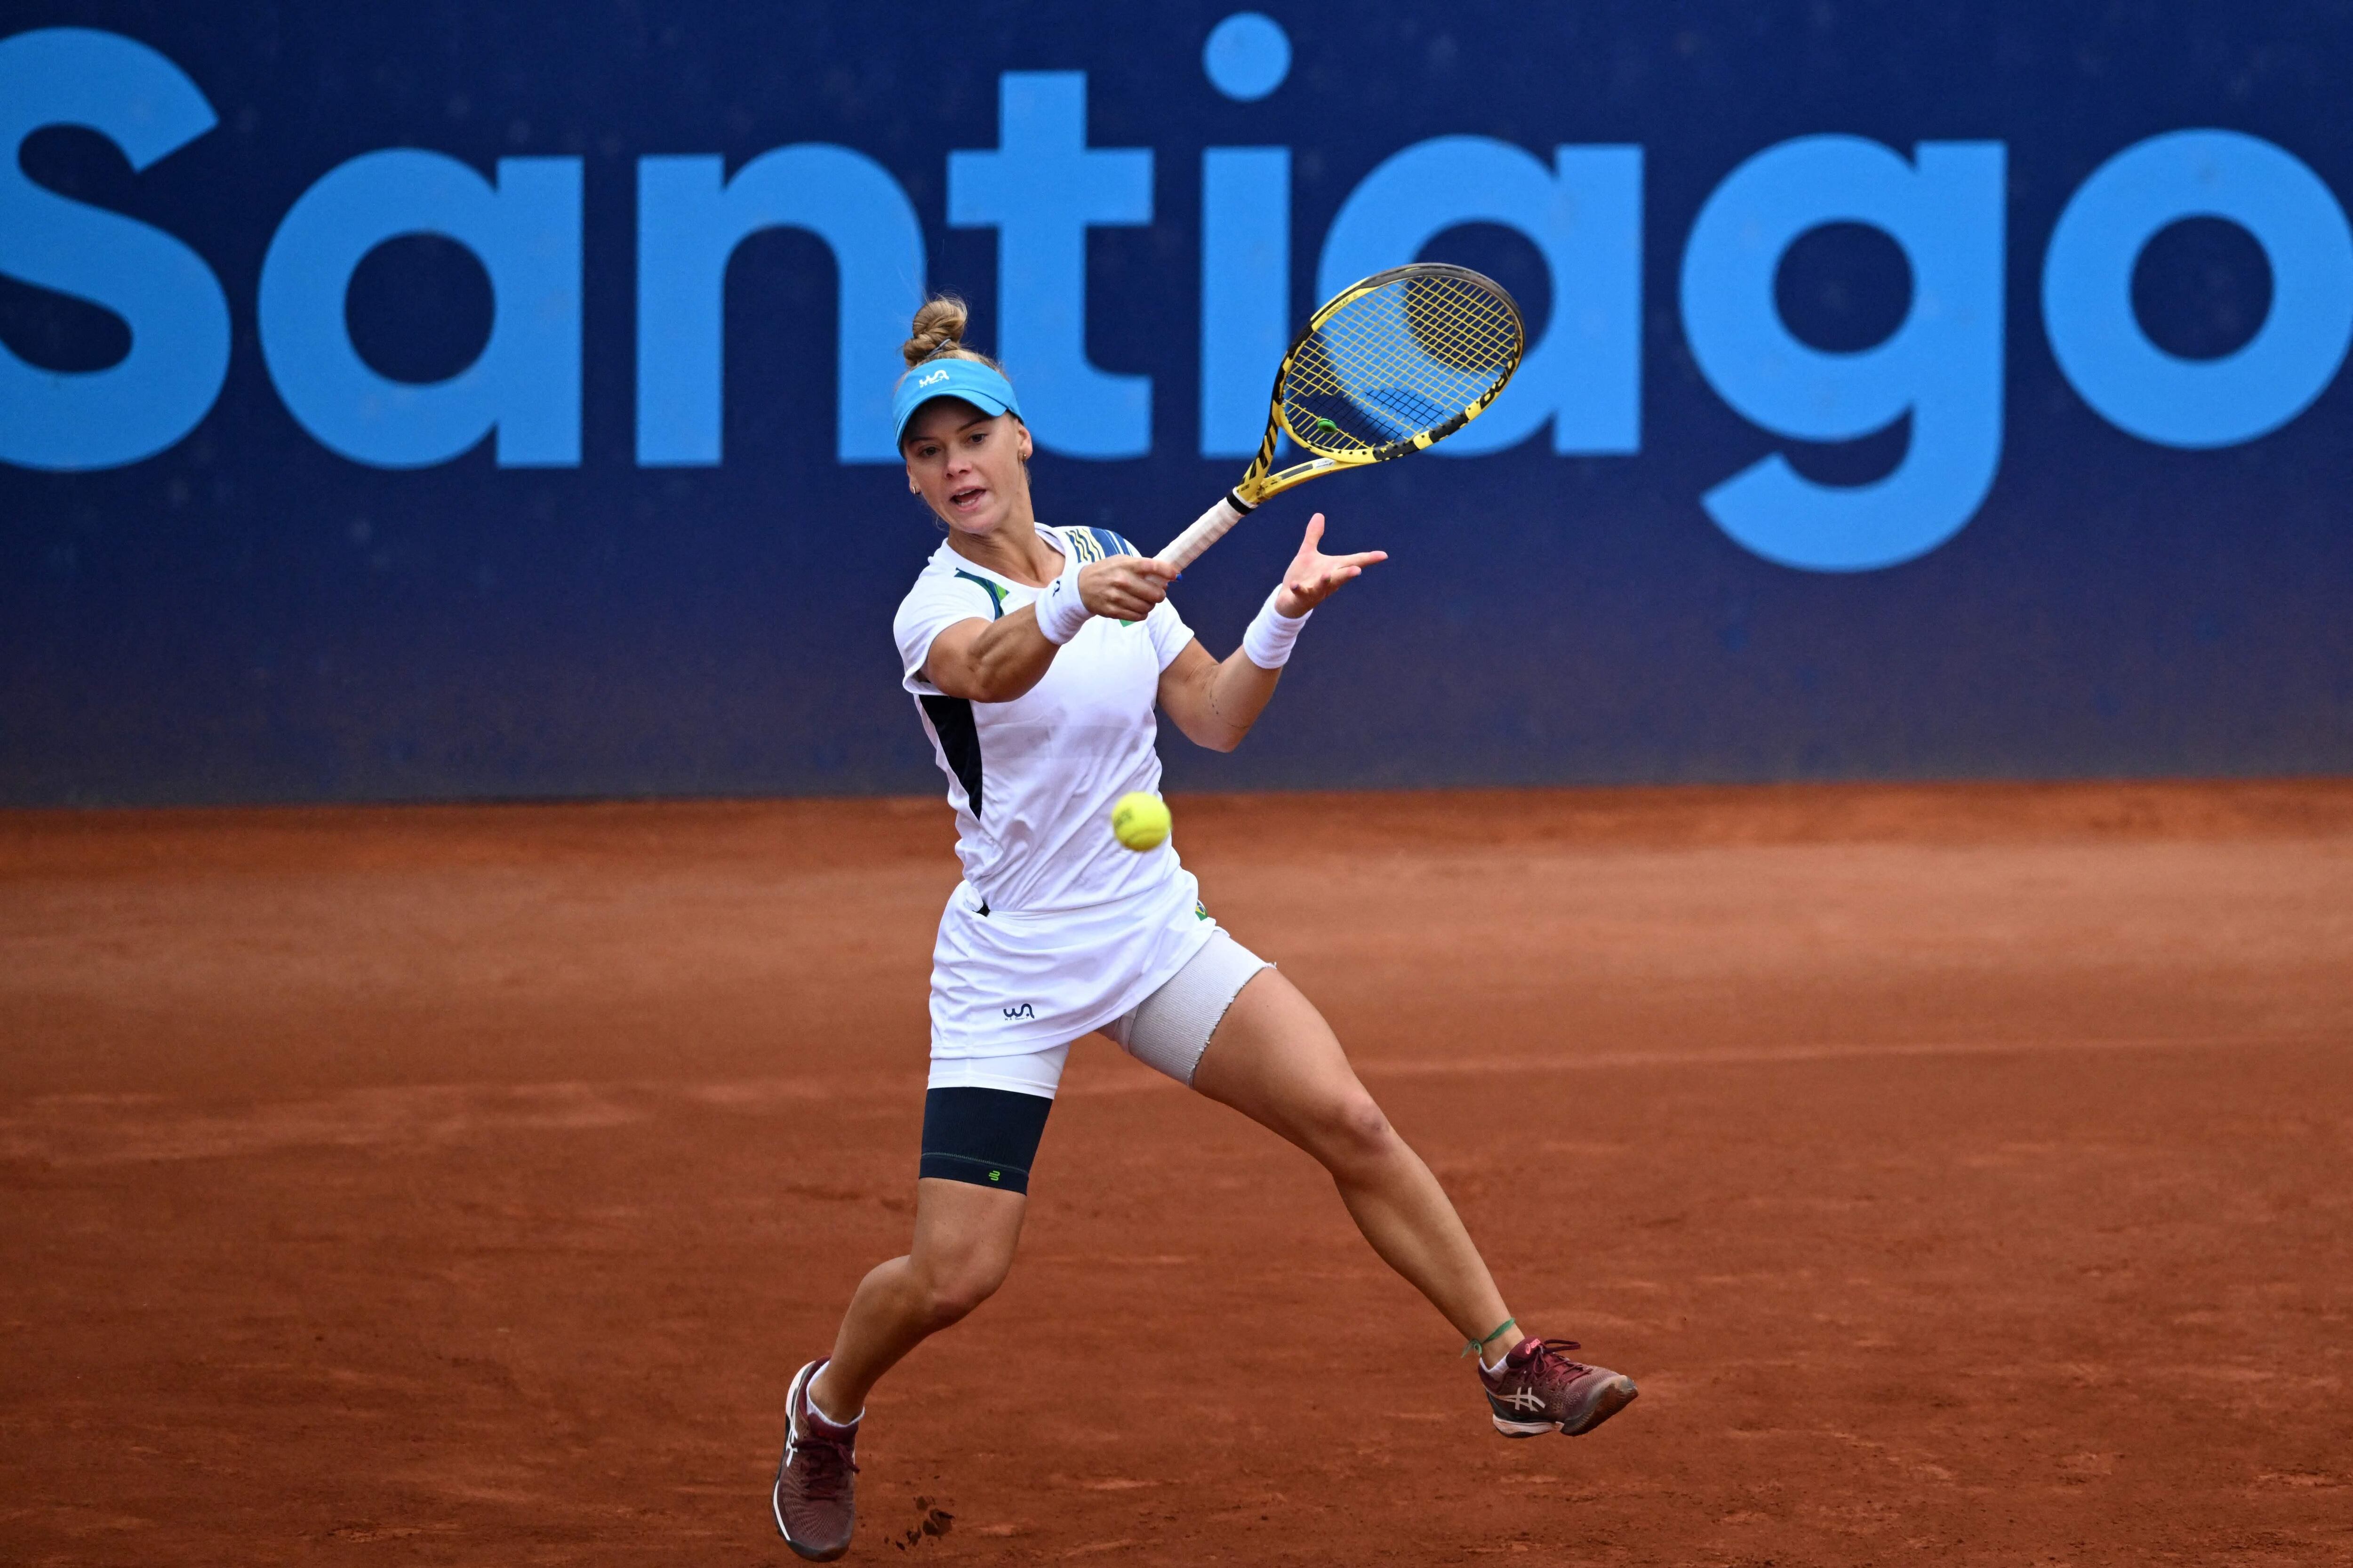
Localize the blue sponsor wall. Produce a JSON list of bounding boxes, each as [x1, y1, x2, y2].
[[3, 2, 2350, 805]]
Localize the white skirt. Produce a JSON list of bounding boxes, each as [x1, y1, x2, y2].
[[928, 869, 1218, 1063]]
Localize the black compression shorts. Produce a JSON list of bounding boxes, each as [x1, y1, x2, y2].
[[918, 1087, 1052, 1193]]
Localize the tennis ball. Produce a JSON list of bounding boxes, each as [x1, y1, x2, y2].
[[1111, 791, 1172, 852]]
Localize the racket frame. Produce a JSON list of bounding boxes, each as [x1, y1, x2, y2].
[[1155, 262, 1524, 570]]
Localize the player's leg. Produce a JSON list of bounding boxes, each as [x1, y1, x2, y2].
[[804, 1066, 1057, 1416], [777, 1180, 1022, 1561], [777, 1080, 1050, 1560], [1179, 960, 1637, 1438], [1187, 967, 1513, 1347], [806, 1176, 1026, 1418]]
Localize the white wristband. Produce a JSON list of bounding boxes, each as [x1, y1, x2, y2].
[[1241, 588, 1312, 670], [1034, 550, 1090, 645]]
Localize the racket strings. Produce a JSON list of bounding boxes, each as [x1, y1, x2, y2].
[[1283, 273, 1520, 456], [1404, 276, 1521, 369]]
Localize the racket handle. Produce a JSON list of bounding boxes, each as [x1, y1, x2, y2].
[[1155, 490, 1256, 572]]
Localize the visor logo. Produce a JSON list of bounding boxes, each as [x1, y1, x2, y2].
[[918, 368, 950, 387]]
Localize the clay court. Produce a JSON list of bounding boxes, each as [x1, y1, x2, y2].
[[3, 781, 2349, 1566]]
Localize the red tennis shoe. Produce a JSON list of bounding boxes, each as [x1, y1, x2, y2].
[[1480, 1337, 1639, 1437], [773, 1359, 859, 1561]]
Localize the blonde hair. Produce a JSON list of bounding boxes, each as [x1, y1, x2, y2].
[[899, 294, 1008, 375]]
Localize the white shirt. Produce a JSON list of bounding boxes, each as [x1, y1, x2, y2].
[[894, 525, 1196, 914]]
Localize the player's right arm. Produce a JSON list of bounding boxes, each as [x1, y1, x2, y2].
[[923, 559, 1176, 702], [921, 610, 1053, 702]]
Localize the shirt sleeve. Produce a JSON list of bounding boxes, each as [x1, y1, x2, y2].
[[894, 572, 1003, 689], [1143, 594, 1196, 672]]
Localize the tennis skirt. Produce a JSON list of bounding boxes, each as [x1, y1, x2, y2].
[[927, 869, 1220, 1080]]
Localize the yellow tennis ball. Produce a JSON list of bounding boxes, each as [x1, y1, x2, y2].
[[1110, 791, 1171, 851]]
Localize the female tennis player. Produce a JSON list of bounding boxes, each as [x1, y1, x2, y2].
[[772, 297, 1636, 1560]]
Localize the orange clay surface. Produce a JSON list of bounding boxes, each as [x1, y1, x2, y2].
[[3, 782, 2351, 1566]]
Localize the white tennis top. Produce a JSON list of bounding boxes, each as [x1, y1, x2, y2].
[[894, 525, 1197, 915]]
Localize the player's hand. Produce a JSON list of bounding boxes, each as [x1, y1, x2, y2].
[[1274, 514, 1386, 616], [1079, 555, 1177, 621]]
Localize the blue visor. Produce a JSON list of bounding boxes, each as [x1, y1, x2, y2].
[[892, 358, 1023, 448]]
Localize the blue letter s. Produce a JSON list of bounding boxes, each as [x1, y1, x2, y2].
[[0, 28, 230, 472]]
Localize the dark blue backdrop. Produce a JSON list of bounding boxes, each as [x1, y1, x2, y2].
[[4, 2, 2350, 805]]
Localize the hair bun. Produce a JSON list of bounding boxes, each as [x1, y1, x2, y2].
[[902, 295, 971, 368]]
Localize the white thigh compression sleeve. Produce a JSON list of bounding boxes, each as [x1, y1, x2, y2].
[[1099, 928, 1273, 1086]]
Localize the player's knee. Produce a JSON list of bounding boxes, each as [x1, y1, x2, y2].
[[921, 1280, 989, 1327], [915, 1247, 1012, 1326], [1312, 1092, 1400, 1176]]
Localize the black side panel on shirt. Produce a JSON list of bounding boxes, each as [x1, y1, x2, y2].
[[920, 693, 983, 821], [920, 1087, 1054, 1192]]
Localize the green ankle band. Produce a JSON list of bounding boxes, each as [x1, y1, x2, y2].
[[1460, 1317, 1517, 1359]]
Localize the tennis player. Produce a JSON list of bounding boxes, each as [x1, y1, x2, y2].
[[772, 296, 1636, 1560]]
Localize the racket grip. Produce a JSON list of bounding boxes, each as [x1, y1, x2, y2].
[[1154, 490, 1257, 572]]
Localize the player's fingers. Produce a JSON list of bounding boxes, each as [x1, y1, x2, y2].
[[1304, 512, 1326, 546], [1113, 554, 1176, 584], [1079, 565, 1155, 620], [1283, 566, 1358, 606]]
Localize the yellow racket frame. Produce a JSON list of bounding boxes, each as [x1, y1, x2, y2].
[[1156, 263, 1525, 570]]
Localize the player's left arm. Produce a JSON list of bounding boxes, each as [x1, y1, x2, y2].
[[1156, 513, 1386, 753]]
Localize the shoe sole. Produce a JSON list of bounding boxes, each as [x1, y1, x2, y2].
[[774, 1361, 851, 1563], [1492, 1375, 1638, 1438]]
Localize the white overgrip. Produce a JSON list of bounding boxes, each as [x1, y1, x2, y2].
[[1154, 493, 1251, 572]]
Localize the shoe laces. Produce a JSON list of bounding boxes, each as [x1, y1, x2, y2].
[[1525, 1338, 1593, 1378], [793, 1429, 859, 1501]]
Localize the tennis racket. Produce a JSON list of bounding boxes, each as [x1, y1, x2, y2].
[[1154, 262, 1525, 571]]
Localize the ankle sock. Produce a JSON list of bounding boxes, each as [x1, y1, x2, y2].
[[807, 1387, 862, 1429]]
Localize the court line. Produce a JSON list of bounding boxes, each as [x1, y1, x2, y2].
[[1351, 1030, 2348, 1079], [5, 1031, 2339, 1165]]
